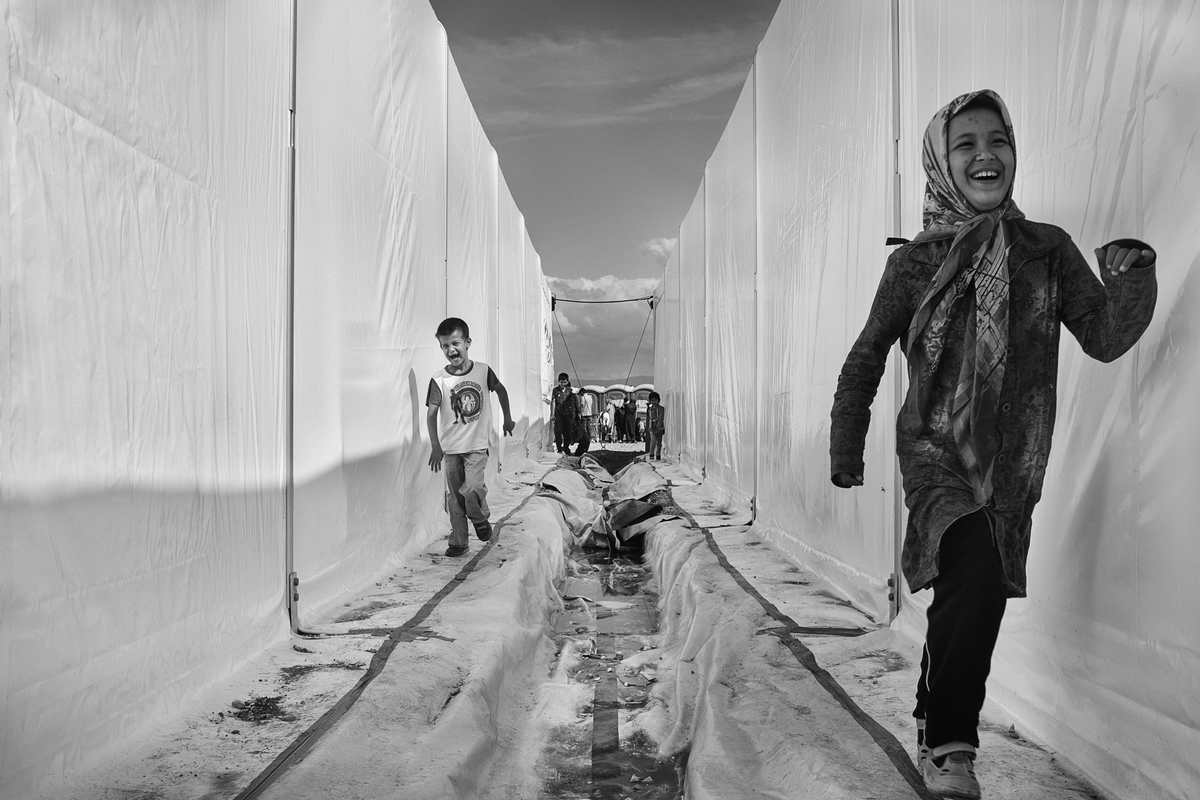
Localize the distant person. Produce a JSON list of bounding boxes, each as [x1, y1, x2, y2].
[[552, 373, 584, 457], [570, 407, 591, 457], [426, 317, 514, 557], [645, 391, 665, 459], [623, 391, 638, 443], [599, 402, 613, 444], [550, 373, 574, 453], [830, 90, 1157, 799], [579, 389, 597, 444]]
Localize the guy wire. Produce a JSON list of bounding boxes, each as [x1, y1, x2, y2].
[[623, 302, 653, 389], [552, 306, 583, 388]]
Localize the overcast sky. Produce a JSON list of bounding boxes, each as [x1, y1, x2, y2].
[[431, 0, 781, 384]]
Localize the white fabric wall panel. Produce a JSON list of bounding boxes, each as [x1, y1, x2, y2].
[[898, 2, 1200, 796], [661, 249, 683, 461], [704, 71, 758, 502], [525, 250, 549, 455], [678, 181, 707, 477], [496, 175, 527, 466], [754, 0, 896, 617], [1, 1, 291, 793], [652, 271, 673, 460], [539, 275, 555, 452], [525, 235, 544, 455], [447, 55, 497, 362], [293, 0, 448, 617], [447, 54, 501, 486]]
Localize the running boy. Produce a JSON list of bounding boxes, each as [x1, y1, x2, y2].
[[830, 90, 1157, 798], [427, 317, 515, 557], [645, 391, 665, 459]]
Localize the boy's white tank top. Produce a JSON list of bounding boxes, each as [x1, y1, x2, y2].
[[432, 360, 493, 454]]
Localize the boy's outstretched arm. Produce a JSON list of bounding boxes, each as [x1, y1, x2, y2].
[[493, 381, 516, 436], [426, 404, 444, 472]]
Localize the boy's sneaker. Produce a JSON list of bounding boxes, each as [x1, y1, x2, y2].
[[916, 718, 930, 769], [474, 520, 493, 542], [922, 742, 980, 799], [444, 544, 468, 557]]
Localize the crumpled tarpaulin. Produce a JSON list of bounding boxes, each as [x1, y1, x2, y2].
[[537, 458, 678, 551], [606, 461, 669, 503]]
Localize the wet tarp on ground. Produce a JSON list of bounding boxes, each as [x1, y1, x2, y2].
[[36, 450, 1103, 799]]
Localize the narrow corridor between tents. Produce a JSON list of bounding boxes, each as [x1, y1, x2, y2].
[[5, 2, 1200, 799]]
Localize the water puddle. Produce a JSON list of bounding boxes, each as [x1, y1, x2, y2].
[[538, 548, 684, 800]]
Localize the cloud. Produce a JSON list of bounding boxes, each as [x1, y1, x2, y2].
[[450, 28, 757, 137], [625, 68, 748, 116], [553, 308, 580, 334], [547, 274, 660, 301], [640, 237, 677, 267]]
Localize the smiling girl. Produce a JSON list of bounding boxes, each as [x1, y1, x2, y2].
[[829, 90, 1157, 798]]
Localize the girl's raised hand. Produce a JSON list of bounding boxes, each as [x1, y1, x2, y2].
[[1095, 243, 1156, 277], [832, 471, 864, 489]]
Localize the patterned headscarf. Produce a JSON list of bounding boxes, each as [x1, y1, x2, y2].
[[904, 89, 1024, 504]]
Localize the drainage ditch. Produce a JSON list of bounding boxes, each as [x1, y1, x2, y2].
[[532, 448, 685, 799], [537, 547, 685, 800]]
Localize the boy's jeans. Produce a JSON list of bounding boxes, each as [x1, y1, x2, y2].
[[444, 450, 490, 548], [647, 431, 663, 458]]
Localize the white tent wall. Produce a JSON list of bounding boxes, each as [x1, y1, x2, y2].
[[526, 249, 549, 455], [539, 276, 555, 453], [292, 2, 547, 618], [292, 0, 450, 616], [447, 54, 497, 377], [0, 1, 291, 793], [522, 232, 542, 456], [2, 0, 549, 795], [651, 266, 671, 459], [677, 180, 708, 478], [496, 173, 533, 467], [447, 52, 502, 488], [659, 248, 683, 462], [655, 0, 1200, 796], [753, 0, 899, 619], [703, 71, 758, 504]]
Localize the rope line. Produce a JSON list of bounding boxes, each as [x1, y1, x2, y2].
[[554, 295, 654, 305], [552, 306, 583, 388], [623, 302, 653, 388]]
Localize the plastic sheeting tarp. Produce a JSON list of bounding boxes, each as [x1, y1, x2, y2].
[[653, 0, 1200, 796], [704, 71, 758, 502], [497, 173, 530, 466], [653, 248, 682, 463], [2, 1, 550, 795], [1, 2, 291, 793], [677, 179, 708, 478], [293, 3, 548, 620], [292, 0, 451, 612]]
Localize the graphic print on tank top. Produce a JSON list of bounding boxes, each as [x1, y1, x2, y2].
[[450, 380, 484, 424]]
